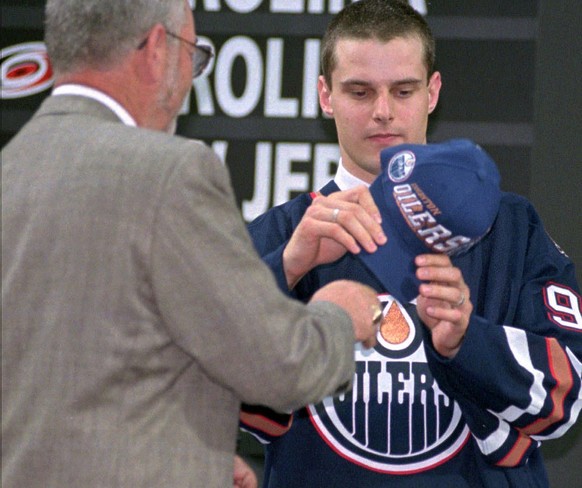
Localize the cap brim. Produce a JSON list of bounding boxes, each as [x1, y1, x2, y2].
[[357, 174, 423, 303]]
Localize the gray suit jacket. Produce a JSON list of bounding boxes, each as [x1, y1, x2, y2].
[[1, 95, 355, 487]]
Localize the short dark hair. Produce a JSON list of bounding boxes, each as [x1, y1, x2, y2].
[[321, 0, 435, 86]]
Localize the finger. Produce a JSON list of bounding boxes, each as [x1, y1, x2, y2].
[[415, 253, 453, 268], [311, 195, 372, 222], [308, 199, 345, 222], [314, 187, 382, 227], [354, 187, 383, 224], [362, 323, 379, 349], [419, 283, 468, 309], [362, 335, 377, 349], [301, 210, 377, 254], [423, 304, 464, 323], [308, 199, 386, 249], [298, 217, 362, 254], [453, 291, 467, 308], [328, 185, 382, 223], [336, 211, 386, 252], [416, 262, 463, 286]]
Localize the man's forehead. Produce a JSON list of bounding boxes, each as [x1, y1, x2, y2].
[[331, 37, 427, 77], [334, 35, 424, 54]]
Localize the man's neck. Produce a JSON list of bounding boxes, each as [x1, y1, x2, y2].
[[52, 83, 137, 126], [53, 60, 160, 130], [334, 158, 372, 191]]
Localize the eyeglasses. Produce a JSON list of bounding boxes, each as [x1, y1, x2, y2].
[[165, 31, 213, 79], [137, 30, 213, 79]]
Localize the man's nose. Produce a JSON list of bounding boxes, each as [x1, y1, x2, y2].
[[372, 93, 393, 122]]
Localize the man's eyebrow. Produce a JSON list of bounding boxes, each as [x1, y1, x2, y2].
[[339, 77, 424, 88], [392, 78, 424, 86], [339, 79, 373, 88]]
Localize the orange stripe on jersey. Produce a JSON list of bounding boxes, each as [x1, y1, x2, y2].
[[497, 338, 573, 467], [240, 411, 293, 437], [521, 338, 574, 435], [496, 432, 532, 467]]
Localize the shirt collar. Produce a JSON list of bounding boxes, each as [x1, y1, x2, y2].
[[333, 158, 370, 191], [52, 84, 137, 127]]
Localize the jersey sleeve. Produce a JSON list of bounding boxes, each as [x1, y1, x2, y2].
[[247, 194, 315, 298], [241, 191, 342, 441], [239, 200, 309, 443], [425, 195, 582, 467], [239, 403, 294, 444]]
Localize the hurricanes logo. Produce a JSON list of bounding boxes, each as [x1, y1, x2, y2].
[[308, 294, 470, 473], [1, 42, 54, 99]]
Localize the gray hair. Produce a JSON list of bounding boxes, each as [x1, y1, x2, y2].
[[45, 0, 187, 74]]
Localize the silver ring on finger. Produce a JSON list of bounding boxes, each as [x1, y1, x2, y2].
[[455, 293, 466, 308], [332, 208, 340, 223]]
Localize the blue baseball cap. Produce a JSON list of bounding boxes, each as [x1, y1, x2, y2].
[[357, 139, 501, 303]]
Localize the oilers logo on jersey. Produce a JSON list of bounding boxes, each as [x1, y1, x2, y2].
[[308, 294, 471, 474]]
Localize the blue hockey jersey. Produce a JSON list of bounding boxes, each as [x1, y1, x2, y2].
[[241, 180, 582, 488]]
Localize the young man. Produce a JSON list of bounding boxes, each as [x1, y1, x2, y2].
[[1, 1, 383, 487], [240, 1, 582, 486]]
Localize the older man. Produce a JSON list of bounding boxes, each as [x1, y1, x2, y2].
[[1, 1, 383, 487]]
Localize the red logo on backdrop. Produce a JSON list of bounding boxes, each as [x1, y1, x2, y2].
[[1, 42, 54, 99]]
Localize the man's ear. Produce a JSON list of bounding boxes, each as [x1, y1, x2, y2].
[[136, 23, 168, 83], [318, 75, 334, 117], [427, 71, 442, 114]]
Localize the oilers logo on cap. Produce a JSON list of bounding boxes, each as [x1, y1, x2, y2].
[[358, 139, 502, 304], [387, 150, 416, 182]]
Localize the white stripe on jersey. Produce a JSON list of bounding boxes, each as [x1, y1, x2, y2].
[[473, 327, 547, 456], [498, 327, 546, 422], [474, 417, 510, 455]]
